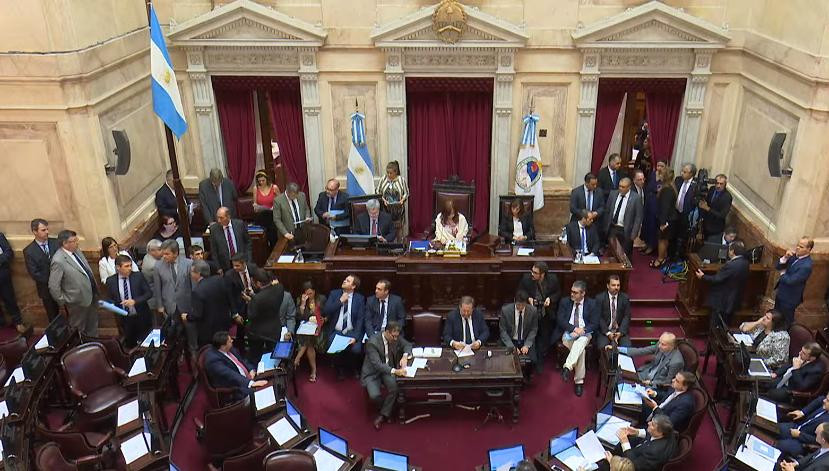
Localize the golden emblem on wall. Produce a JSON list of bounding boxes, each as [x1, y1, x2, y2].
[[432, 0, 467, 44]]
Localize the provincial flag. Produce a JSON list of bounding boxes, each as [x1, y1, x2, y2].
[[347, 112, 374, 196], [514, 114, 544, 210], [149, 5, 188, 138]]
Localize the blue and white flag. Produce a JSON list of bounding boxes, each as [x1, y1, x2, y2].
[[149, 5, 187, 138], [346, 112, 374, 196], [514, 114, 544, 210]]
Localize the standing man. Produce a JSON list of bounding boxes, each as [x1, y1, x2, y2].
[[631, 169, 648, 251], [672, 163, 697, 255], [273, 182, 311, 242], [443, 296, 489, 350], [569, 173, 604, 223], [498, 291, 539, 368], [695, 240, 750, 328], [361, 322, 412, 430], [698, 174, 732, 240], [595, 274, 632, 349], [604, 177, 643, 257], [0, 231, 25, 332], [518, 261, 560, 363], [23, 219, 60, 323], [141, 239, 163, 321], [775, 237, 814, 325], [155, 170, 179, 219], [314, 178, 351, 235], [355, 199, 396, 243], [245, 271, 286, 363], [198, 168, 238, 223], [323, 274, 366, 380], [557, 280, 598, 397], [365, 279, 406, 337], [208, 207, 251, 272], [153, 240, 193, 352], [598, 154, 628, 201], [185, 260, 233, 348], [49, 230, 99, 336], [105, 255, 153, 347], [224, 254, 258, 323]]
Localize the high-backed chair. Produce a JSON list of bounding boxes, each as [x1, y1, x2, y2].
[[498, 195, 535, 238], [194, 396, 258, 464], [0, 335, 28, 378], [80, 335, 132, 372], [348, 194, 381, 230], [788, 323, 813, 358], [682, 387, 709, 440], [60, 342, 130, 424], [35, 419, 113, 459], [294, 223, 332, 253], [210, 441, 274, 471], [34, 442, 112, 471], [197, 345, 236, 409], [661, 434, 693, 471], [676, 340, 700, 375], [431, 176, 476, 238], [263, 449, 317, 471], [411, 312, 442, 346]]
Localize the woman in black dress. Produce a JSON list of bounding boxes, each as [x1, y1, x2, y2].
[[294, 280, 326, 382], [652, 167, 678, 268]]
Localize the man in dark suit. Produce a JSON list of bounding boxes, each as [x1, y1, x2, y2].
[[224, 254, 258, 322], [0, 231, 24, 332], [105, 255, 153, 347], [775, 237, 815, 325], [617, 332, 685, 389], [498, 291, 539, 368], [24, 219, 61, 323], [672, 163, 697, 252], [189, 245, 221, 276], [597, 154, 628, 201], [569, 173, 604, 222], [323, 274, 366, 379], [766, 342, 826, 404], [595, 274, 632, 349], [777, 392, 829, 458], [208, 206, 251, 272], [698, 174, 732, 239], [184, 261, 233, 348], [365, 279, 406, 336], [443, 296, 489, 349], [518, 261, 560, 361], [205, 331, 268, 404], [781, 423, 829, 471], [566, 210, 602, 255], [354, 199, 396, 243], [557, 280, 599, 396], [155, 170, 179, 219], [695, 240, 750, 328], [615, 414, 678, 471], [603, 177, 643, 256], [314, 178, 351, 235], [245, 270, 285, 363], [198, 168, 238, 223], [361, 322, 412, 430], [704, 226, 737, 247], [640, 371, 697, 434]]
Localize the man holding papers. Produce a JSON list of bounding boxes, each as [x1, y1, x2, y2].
[[613, 414, 677, 471], [557, 280, 598, 397], [105, 255, 153, 348], [639, 371, 696, 433], [777, 393, 829, 457], [766, 343, 825, 404], [781, 423, 829, 471], [443, 296, 489, 350], [323, 274, 366, 380], [361, 322, 412, 430], [616, 332, 684, 389], [205, 331, 268, 403], [314, 178, 350, 234]]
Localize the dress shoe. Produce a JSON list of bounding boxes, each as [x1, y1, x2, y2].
[[15, 324, 28, 335], [373, 415, 385, 430], [561, 367, 572, 383], [574, 384, 584, 397]]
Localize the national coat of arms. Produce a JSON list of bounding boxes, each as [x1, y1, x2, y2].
[[432, 0, 467, 44]]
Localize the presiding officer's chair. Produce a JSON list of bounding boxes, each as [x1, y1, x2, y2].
[[60, 342, 130, 426], [264, 449, 317, 471], [498, 195, 535, 235], [427, 176, 477, 240], [348, 194, 381, 231]]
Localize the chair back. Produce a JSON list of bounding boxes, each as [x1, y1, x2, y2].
[[788, 323, 813, 358], [498, 195, 534, 227], [80, 335, 131, 372], [296, 223, 332, 252], [60, 342, 120, 398], [35, 442, 77, 471], [433, 176, 475, 229], [676, 340, 699, 374], [682, 387, 709, 439], [204, 396, 255, 461], [348, 194, 381, 230], [197, 345, 235, 409], [411, 312, 442, 346], [35, 421, 104, 458], [662, 434, 693, 471], [264, 449, 317, 471], [222, 441, 274, 471], [0, 335, 28, 373]]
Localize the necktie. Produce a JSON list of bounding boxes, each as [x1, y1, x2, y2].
[[291, 199, 301, 224], [385, 340, 392, 367], [580, 227, 588, 253], [72, 252, 96, 292], [242, 270, 250, 291], [227, 351, 249, 377], [677, 182, 688, 212], [517, 310, 524, 342], [225, 225, 236, 256], [371, 219, 378, 236], [463, 318, 470, 344], [122, 277, 135, 314], [380, 300, 387, 330], [798, 411, 827, 430], [170, 262, 177, 282], [612, 194, 626, 225], [338, 298, 351, 332], [574, 302, 581, 327], [41, 243, 49, 256], [587, 190, 593, 211], [610, 295, 617, 330], [611, 170, 617, 188], [216, 185, 223, 207], [712, 190, 720, 202], [328, 196, 334, 212]]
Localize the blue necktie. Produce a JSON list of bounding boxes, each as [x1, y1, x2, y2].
[[581, 227, 588, 253], [587, 191, 593, 211]]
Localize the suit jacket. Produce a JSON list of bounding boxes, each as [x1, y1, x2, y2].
[[355, 211, 396, 242], [223, 264, 259, 316], [273, 192, 311, 237], [518, 272, 560, 318], [365, 294, 406, 336], [198, 178, 238, 223], [105, 272, 152, 317], [155, 184, 178, 219], [322, 290, 366, 342], [773, 360, 826, 392], [23, 237, 60, 297], [673, 177, 697, 215], [782, 395, 829, 445], [360, 332, 413, 385], [797, 448, 829, 470], [555, 297, 599, 340], [152, 257, 193, 315], [188, 275, 233, 347], [278, 291, 297, 335], [624, 434, 677, 471], [208, 220, 252, 272], [701, 188, 732, 236], [653, 390, 695, 433], [498, 213, 535, 243], [246, 282, 285, 341], [626, 345, 685, 387], [498, 303, 538, 351], [702, 255, 750, 313], [595, 291, 631, 337], [205, 347, 255, 399], [0, 233, 11, 271], [776, 255, 814, 310], [49, 249, 97, 308], [604, 190, 644, 241], [598, 166, 628, 196], [565, 221, 601, 254], [442, 308, 489, 346], [313, 190, 351, 227], [569, 184, 605, 222]]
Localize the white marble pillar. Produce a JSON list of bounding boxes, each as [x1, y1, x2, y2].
[[573, 52, 600, 185], [489, 49, 516, 234], [298, 48, 325, 201], [383, 49, 407, 177], [674, 51, 712, 171], [185, 47, 224, 174]]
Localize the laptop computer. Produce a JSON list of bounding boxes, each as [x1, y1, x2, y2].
[[549, 427, 589, 470], [488, 444, 525, 471], [270, 341, 294, 360], [319, 427, 349, 460], [595, 401, 631, 446], [286, 398, 304, 431], [698, 241, 728, 263], [265, 398, 305, 446], [372, 449, 409, 471], [740, 342, 771, 377]]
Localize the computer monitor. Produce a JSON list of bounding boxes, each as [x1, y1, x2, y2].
[[270, 341, 294, 360], [318, 427, 348, 459], [45, 313, 68, 346], [698, 242, 728, 262], [286, 398, 303, 430], [372, 449, 409, 471], [488, 444, 525, 471], [21, 349, 46, 381], [738, 342, 751, 372], [341, 234, 377, 249], [549, 427, 579, 456], [595, 401, 614, 429]]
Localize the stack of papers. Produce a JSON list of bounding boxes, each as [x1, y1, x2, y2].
[[327, 334, 353, 354], [4, 367, 24, 387], [582, 254, 601, 264], [575, 431, 607, 464], [595, 415, 631, 446], [128, 358, 147, 377], [403, 358, 429, 378], [555, 447, 595, 471], [517, 247, 534, 256], [254, 387, 277, 411], [117, 400, 139, 427], [34, 335, 50, 351], [412, 347, 442, 358], [735, 434, 780, 471], [615, 383, 648, 406], [454, 345, 474, 358], [618, 354, 636, 373], [312, 447, 345, 471], [755, 398, 777, 423], [277, 255, 296, 263], [732, 333, 754, 346], [267, 417, 298, 445], [120, 432, 150, 464], [0, 401, 8, 420], [296, 321, 318, 336]]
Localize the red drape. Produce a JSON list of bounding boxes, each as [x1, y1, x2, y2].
[[645, 90, 684, 164], [266, 80, 309, 198], [213, 88, 256, 193], [591, 87, 626, 175], [406, 78, 493, 235]]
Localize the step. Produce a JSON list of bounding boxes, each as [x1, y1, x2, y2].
[[629, 324, 685, 343], [630, 305, 680, 327], [630, 298, 676, 307]]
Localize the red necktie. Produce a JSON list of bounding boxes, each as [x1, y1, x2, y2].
[[371, 219, 378, 236], [225, 225, 236, 256], [227, 351, 249, 377]]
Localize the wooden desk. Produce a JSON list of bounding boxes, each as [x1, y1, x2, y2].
[[260, 411, 316, 451], [677, 253, 773, 336], [361, 455, 422, 471], [304, 440, 363, 471], [397, 347, 524, 423]]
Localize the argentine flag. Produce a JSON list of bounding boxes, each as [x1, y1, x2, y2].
[[149, 5, 187, 138], [346, 112, 374, 196], [514, 113, 545, 210]]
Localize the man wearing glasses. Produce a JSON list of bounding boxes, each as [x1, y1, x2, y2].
[[556, 280, 598, 396]]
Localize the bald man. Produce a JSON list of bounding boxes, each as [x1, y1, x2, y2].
[[208, 207, 251, 272], [618, 332, 685, 389]]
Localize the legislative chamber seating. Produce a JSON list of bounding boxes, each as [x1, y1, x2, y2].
[[676, 340, 700, 375], [348, 193, 381, 229], [196, 345, 236, 409], [34, 442, 117, 471], [410, 312, 442, 346], [80, 334, 133, 372], [662, 434, 694, 471], [209, 441, 275, 471], [419, 176, 478, 241], [60, 342, 131, 425], [263, 449, 317, 471], [194, 396, 264, 465], [0, 335, 28, 383], [683, 386, 710, 441], [35, 418, 114, 460], [788, 322, 814, 358]]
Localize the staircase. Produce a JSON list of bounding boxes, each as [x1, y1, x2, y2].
[[627, 252, 687, 346]]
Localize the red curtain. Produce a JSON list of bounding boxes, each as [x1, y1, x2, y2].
[[213, 88, 256, 193], [406, 78, 493, 234], [645, 90, 684, 164], [591, 86, 626, 174], [266, 80, 309, 198]]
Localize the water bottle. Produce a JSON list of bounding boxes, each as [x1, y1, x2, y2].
[[295, 249, 304, 263], [575, 250, 583, 264]]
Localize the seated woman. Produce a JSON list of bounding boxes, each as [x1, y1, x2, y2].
[[98, 236, 138, 282], [498, 199, 535, 244], [739, 309, 790, 369], [433, 199, 468, 245], [294, 280, 326, 383], [153, 215, 181, 243]]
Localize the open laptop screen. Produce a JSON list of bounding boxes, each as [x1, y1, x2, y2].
[[488, 444, 525, 471], [372, 449, 408, 471], [550, 427, 579, 456], [319, 427, 348, 458], [286, 398, 302, 430]]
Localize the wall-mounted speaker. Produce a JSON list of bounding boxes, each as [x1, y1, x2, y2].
[[106, 129, 131, 175], [767, 132, 792, 177]]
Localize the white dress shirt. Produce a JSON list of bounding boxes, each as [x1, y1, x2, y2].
[[335, 293, 354, 333], [676, 180, 690, 211], [611, 193, 629, 227], [569, 302, 584, 328], [222, 222, 238, 252], [512, 218, 524, 239], [99, 251, 139, 282]]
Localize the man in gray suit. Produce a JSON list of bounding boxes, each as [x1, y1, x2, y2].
[[604, 177, 643, 257], [198, 168, 238, 224], [49, 230, 99, 336], [152, 240, 194, 352], [498, 291, 539, 369], [361, 321, 412, 430], [273, 182, 311, 241], [617, 332, 684, 389]]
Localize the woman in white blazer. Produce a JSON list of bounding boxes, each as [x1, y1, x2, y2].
[[98, 237, 138, 282], [434, 199, 468, 244]]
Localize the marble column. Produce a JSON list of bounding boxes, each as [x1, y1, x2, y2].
[[383, 49, 407, 177], [489, 49, 516, 234], [574, 52, 600, 185], [298, 48, 325, 201], [185, 47, 224, 174], [674, 51, 712, 171]]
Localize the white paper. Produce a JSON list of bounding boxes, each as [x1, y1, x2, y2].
[[277, 255, 295, 263], [404, 366, 418, 378], [733, 333, 754, 346], [575, 430, 606, 463], [582, 254, 601, 265], [254, 387, 277, 411], [281, 326, 289, 340], [267, 417, 298, 445], [595, 415, 631, 446], [618, 354, 636, 373], [296, 321, 318, 336], [4, 367, 24, 387], [0, 401, 8, 419], [735, 446, 774, 471], [120, 432, 149, 464], [128, 358, 147, 377], [517, 247, 534, 256], [411, 358, 427, 369], [454, 345, 474, 358], [755, 398, 777, 423], [413, 347, 441, 358], [141, 329, 161, 347], [615, 384, 643, 405], [312, 447, 346, 471], [34, 335, 49, 350], [117, 400, 139, 426], [748, 359, 772, 377], [745, 434, 781, 462]]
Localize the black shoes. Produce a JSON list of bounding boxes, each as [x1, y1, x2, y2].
[[373, 415, 385, 430], [561, 367, 572, 383], [575, 384, 584, 396]]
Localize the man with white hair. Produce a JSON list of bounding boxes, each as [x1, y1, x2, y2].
[[198, 168, 238, 223], [142, 239, 163, 315], [618, 332, 685, 389], [355, 198, 396, 243]]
